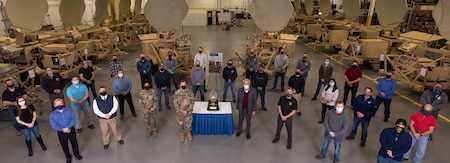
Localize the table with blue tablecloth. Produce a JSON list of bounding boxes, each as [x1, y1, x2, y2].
[[192, 102, 234, 136]]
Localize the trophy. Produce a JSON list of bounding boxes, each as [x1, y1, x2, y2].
[[207, 89, 219, 111]]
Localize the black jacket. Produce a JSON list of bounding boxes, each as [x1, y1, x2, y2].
[[288, 75, 305, 94], [42, 74, 65, 94], [222, 66, 238, 82], [252, 71, 268, 88], [154, 70, 171, 88]]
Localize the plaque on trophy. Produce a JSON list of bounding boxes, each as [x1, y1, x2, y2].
[[207, 89, 219, 111]]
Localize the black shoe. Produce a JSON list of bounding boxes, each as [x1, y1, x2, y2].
[[281, 88, 284, 91], [262, 107, 267, 111], [233, 100, 236, 103], [66, 157, 72, 163], [88, 125, 95, 129], [301, 93, 304, 96], [246, 134, 251, 139], [318, 120, 324, 123], [118, 140, 124, 144], [28, 148, 33, 156], [402, 158, 409, 161], [158, 107, 162, 111], [345, 136, 354, 140], [297, 112, 302, 116], [104, 144, 109, 150], [383, 118, 388, 122], [360, 141, 366, 147], [132, 112, 138, 117], [77, 129, 82, 133], [166, 106, 171, 110], [222, 100, 226, 102], [75, 155, 83, 160], [120, 115, 124, 120], [272, 138, 279, 143], [235, 132, 241, 137], [287, 143, 292, 149], [315, 155, 325, 160], [271, 87, 276, 90], [204, 89, 207, 92], [311, 96, 317, 101]]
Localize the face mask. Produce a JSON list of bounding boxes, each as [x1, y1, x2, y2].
[[433, 87, 442, 93], [181, 86, 186, 90], [386, 75, 391, 79], [141, 57, 145, 61], [113, 59, 117, 62], [199, 51, 202, 53], [7, 84, 14, 88], [72, 80, 79, 85], [56, 105, 64, 111], [227, 63, 232, 66], [18, 101, 26, 106], [421, 110, 432, 116], [329, 82, 335, 87], [325, 61, 329, 65], [286, 93, 292, 98], [295, 72, 301, 75], [144, 86, 150, 90], [196, 64, 200, 68], [364, 93, 371, 97], [82, 64, 88, 68], [351, 65, 357, 70], [280, 52, 284, 54], [118, 73, 124, 78], [395, 126, 404, 133], [168, 55, 172, 60], [244, 85, 250, 90], [159, 68, 164, 72], [100, 92, 107, 96], [336, 107, 343, 114]]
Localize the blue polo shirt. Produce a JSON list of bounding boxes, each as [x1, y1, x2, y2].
[[66, 84, 89, 108]]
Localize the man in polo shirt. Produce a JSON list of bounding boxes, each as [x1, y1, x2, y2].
[[343, 61, 362, 106], [66, 76, 94, 133], [236, 78, 257, 139], [403, 104, 437, 162], [2, 79, 28, 136], [272, 88, 297, 149]]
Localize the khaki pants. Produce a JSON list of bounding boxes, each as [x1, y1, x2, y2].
[[99, 117, 122, 145], [293, 93, 302, 113]]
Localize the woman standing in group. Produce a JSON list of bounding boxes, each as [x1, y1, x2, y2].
[[14, 96, 47, 156], [319, 78, 339, 123]]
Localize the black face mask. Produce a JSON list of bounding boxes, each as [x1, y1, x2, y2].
[[199, 51, 202, 53], [421, 110, 432, 116], [181, 86, 186, 90], [295, 72, 301, 75], [100, 92, 107, 96], [7, 84, 14, 88], [168, 55, 172, 60], [386, 75, 391, 79], [433, 87, 442, 93], [144, 86, 151, 90], [351, 65, 357, 70], [141, 57, 145, 61], [160, 68, 164, 72], [280, 52, 284, 54], [228, 63, 232, 66], [113, 59, 117, 62]]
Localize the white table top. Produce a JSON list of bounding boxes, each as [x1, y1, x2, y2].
[[193, 102, 232, 114]]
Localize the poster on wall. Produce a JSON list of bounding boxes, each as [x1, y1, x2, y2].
[[209, 52, 222, 73]]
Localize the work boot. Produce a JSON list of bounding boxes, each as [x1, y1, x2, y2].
[[36, 136, 47, 151], [262, 107, 267, 111], [311, 96, 317, 101], [146, 130, 152, 138], [26, 140, 33, 156], [187, 131, 193, 141], [180, 133, 185, 143], [153, 130, 158, 137]]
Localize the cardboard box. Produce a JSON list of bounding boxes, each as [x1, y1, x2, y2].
[[359, 39, 389, 59]]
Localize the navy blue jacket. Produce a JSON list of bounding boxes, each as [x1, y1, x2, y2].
[[154, 70, 171, 88], [378, 127, 412, 161], [352, 95, 377, 121]]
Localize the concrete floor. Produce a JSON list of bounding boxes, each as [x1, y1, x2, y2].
[[0, 25, 449, 163]]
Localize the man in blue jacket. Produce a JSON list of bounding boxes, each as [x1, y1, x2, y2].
[[154, 64, 171, 110], [137, 54, 153, 89], [345, 87, 377, 147], [377, 119, 412, 163], [376, 71, 397, 122]]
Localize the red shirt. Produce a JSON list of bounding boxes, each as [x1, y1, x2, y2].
[[243, 91, 249, 109], [344, 68, 362, 86], [410, 112, 438, 133]]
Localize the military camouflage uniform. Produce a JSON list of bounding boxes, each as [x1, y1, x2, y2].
[[139, 88, 158, 132], [173, 88, 195, 135]]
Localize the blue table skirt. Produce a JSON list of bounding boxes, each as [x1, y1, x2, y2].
[[192, 113, 234, 136]]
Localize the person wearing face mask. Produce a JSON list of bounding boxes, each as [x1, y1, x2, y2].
[[194, 47, 207, 92], [173, 80, 195, 142], [343, 61, 362, 106], [79, 60, 97, 105], [42, 67, 65, 110], [93, 86, 124, 150], [139, 81, 158, 138], [2, 79, 28, 136], [113, 70, 137, 120], [222, 60, 238, 103], [376, 71, 397, 122], [136, 54, 153, 89], [318, 78, 339, 123], [50, 98, 83, 163], [315, 101, 349, 162], [164, 51, 179, 91], [109, 55, 123, 78], [345, 87, 377, 147], [272, 88, 297, 149], [288, 68, 305, 116], [402, 104, 437, 162], [154, 64, 172, 110], [419, 82, 448, 140], [377, 119, 412, 163], [312, 58, 333, 101], [66, 76, 94, 133], [296, 53, 311, 95], [191, 61, 206, 101], [251, 64, 268, 111], [236, 78, 257, 139], [245, 48, 258, 80], [14, 96, 47, 156], [272, 48, 289, 91]]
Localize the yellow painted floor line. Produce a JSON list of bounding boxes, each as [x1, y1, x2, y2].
[[303, 43, 450, 123]]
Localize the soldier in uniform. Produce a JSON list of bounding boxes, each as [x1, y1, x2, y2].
[[139, 81, 158, 138], [173, 80, 195, 143]]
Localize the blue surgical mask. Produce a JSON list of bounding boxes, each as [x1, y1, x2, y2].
[[72, 80, 79, 85], [329, 82, 335, 87], [286, 94, 292, 98], [56, 105, 64, 110], [325, 61, 330, 65]]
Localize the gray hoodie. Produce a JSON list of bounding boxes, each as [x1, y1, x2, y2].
[[190, 68, 205, 85]]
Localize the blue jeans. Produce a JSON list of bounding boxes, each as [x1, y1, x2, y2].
[[403, 131, 429, 163], [273, 72, 285, 89], [21, 125, 41, 141], [343, 84, 358, 106], [301, 76, 307, 94], [72, 104, 94, 129], [320, 134, 342, 162], [223, 82, 236, 101], [349, 116, 370, 141], [84, 81, 97, 99], [314, 80, 328, 97], [157, 87, 170, 106], [256, 88, 266, 107], [168, 74, 178, 91], [377, 155, 401, 163], [192, 85, 205, 101], [8, 106, 21, 131]]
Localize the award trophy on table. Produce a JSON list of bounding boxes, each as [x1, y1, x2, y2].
[[207, 89, 219, 111]]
